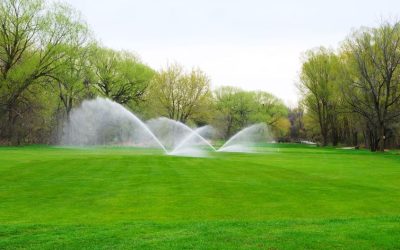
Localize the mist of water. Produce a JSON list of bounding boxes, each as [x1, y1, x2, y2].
[[61, 98, 272, 157], [169, 125, 217, 157], [147, 117, 216, 157], [218, 123, 271, 153], [61, 97, 167, 152]]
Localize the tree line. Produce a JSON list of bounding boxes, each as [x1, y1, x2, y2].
[[299, 22, 400, 151], [1, 0, 399, 151], [0, 0, 289, 145]]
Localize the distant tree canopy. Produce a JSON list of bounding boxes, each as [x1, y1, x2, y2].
[[89, 46, 155, 105], [148, 63, 211, 123], [214, 86, 288, 139]]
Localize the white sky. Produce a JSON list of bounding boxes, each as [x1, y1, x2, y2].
[[62, 0, 400, 105]]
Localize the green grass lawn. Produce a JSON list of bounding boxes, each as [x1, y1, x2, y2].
[[0, 144, 399, 249]]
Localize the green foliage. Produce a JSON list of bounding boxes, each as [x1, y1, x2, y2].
[[299, 47, 343, 146], [214, 86, 288, 138], [341, 22, 400, 151], [89, 45, 155, 105], [252, 91, 288, 125], [0, 0, 158, 144], [0, 0, 89, 144], [147, 63, 211, 123], [299, 22, 400, 150]]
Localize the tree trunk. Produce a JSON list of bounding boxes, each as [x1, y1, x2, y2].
[[331, 126, 339, 146], [6, 106, 14, 144], [321, 126, 328, 146], [378, 124, 385, 152], [226, 116, 233, 139], [369, 130, 379, 152], [352, 131, 358, 147]]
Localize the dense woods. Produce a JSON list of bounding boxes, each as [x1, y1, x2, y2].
[[1, 0, 399, 151]]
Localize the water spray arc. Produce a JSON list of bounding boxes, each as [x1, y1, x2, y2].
[[61, 97, 168, 153], [145, 118, 217, 157], [169, 125, 217, 153], [61, 98, 271, 157], [218, 123, 269, 153]]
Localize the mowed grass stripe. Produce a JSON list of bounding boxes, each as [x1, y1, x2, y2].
[[1, 217, 399, 249]]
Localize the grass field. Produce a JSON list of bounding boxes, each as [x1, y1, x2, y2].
[[0, 144, 399, 249]]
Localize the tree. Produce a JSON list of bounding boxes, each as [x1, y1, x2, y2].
[[288, 106, 306, 141], [299, 48, 341, 146], [252, 91, 288, 126], [148, 63, 211, 123], [214, 86, 253, 138], [342, 22, 400, 151], [52, 45, 91, 117], [0, 0, 89, 143], [89, 46, 154, 105], [213, 87, 288, 139]]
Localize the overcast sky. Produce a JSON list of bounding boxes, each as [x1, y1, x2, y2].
[[62, 0, 400, 105]]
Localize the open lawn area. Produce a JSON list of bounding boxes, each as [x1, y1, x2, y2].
[[0, 145, 399, 249]]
